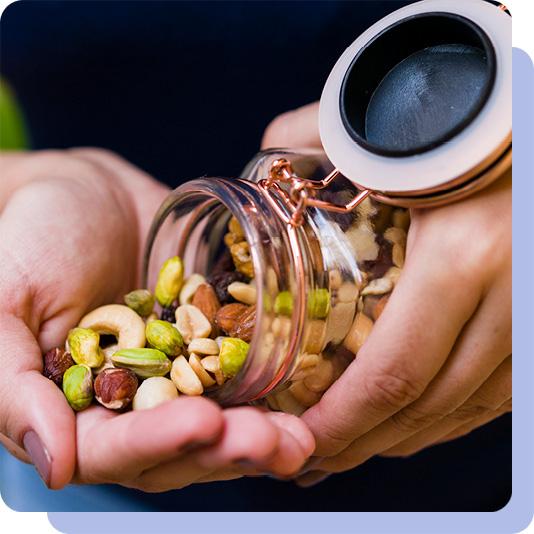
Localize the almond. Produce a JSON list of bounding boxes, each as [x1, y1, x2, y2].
[[214, 303, 249, 334], [192, 284, 221, 332], [230, 305, 256, 342]]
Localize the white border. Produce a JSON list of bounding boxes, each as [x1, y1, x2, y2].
[[319, 0, 512, 192], [0, 1, 531, 532]]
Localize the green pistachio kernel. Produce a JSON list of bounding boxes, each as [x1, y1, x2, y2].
[[62, 364, 93, 411], [112, 348, 172, 378], [219, 337, 249, 378], [124, 289, 155, 317], [155, 256, 184, 307], [274, 289, 330, 319], [274, 291, 293, 316], [145, 320, 183, 357], [307, 288, 331, 319], [67, 327, 104, 368]]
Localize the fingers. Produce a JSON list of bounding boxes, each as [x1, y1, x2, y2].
[[303, 242, 482, 457], [130, 408, 315, 492], [261, 102, 321, 149], [0, 315, 76, 489], [433, 400, 511, 445], [74, 396, 224, 484], [314, 286, 511, 470], [295, 470, 330, 488], [381, 357, 511, 457]]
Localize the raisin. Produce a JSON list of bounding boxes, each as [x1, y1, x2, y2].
[[207, 271, 247, 304], [160, 304, 177, 322]]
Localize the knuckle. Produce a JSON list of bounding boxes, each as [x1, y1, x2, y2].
[[363, 367, 426, 414], [449, 403, 489, 422], [389, 405, 444, 434]]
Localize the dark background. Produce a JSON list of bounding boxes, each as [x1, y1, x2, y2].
[[0, 0, 511, 511]]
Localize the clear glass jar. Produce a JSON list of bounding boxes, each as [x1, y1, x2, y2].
[[143, 149, 409, 414]]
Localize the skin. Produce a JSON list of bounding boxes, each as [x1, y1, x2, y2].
[[0, 149, 315, 491], [261, 102, 512, 487]]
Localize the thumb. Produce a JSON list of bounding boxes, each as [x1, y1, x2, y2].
[[261, 102, 321, 149], [0, 314, 76, 489]]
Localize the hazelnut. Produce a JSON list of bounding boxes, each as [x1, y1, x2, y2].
[[94, 368, 138, 410], [43, 347, 74, 387]]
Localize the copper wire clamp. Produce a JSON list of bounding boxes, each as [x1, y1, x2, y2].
[[258, 158, 371, 227]]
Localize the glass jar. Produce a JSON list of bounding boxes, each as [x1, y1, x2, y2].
[[143, 149, 409, 415]]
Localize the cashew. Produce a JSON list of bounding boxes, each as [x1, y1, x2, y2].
[[343, 312, 374, 355], [79, 304, 146, 350]]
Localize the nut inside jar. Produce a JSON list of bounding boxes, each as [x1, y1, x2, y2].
[[41, 153, 409, 416]]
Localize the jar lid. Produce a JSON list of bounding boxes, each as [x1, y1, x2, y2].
[[319, 0, 511, 195]]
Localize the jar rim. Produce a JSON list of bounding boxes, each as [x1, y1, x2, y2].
[[143, 176, 305, 405]]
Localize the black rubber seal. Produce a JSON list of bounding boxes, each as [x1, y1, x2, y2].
[[339, 13, 496, 158]]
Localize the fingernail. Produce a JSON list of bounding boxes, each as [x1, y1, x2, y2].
[[23, 430, 51, 488], [296, 473, 330, 488], [298, 456, 323, 475]]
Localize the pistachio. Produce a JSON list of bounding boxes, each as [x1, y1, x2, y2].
[[174, 304, 212, 344], [227, 281, 257, 305], [145, 320, 183, 357], [308, 288, 330, 319], [219, 337, 249, 378], [124, 289, 155, 317], [112, 348, 171, 378], [67, 327, 104, 368], [179, 274, 206, 305], [43, 347, 74, 387], [171, 355, 204, 395], [274, 289, 329, 319], [62, 364, 93, 411], [155, 256, 184, 307], [189, 353, 216, 387], [274, 291, 293, 316], [188, 338, 219, 355], [94, 368, 138, 410], [133, 377, 178, 411]]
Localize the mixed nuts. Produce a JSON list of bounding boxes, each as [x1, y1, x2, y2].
[[42, 216, 255, 413], [42, 201, 409, 416]]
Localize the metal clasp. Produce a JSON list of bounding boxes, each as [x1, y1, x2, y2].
[[258, 158, 371, 228]]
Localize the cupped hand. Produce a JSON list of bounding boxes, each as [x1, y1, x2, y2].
[[262, 103, 511, 486], [0, 149, 315, 490]]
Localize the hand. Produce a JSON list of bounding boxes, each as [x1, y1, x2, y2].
[[0, 149, 315, 490], [262, 103, 512, 486]]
